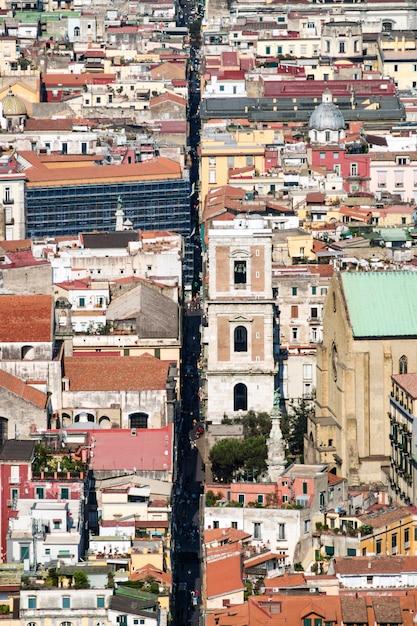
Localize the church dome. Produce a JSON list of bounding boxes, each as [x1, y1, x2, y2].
[[2, 90, 27, 116], [309, 89, 345, 131]]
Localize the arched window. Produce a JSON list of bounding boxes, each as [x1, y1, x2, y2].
[[74, 26, 80, 36], [129, 413, 148, 429], [74, 412, 94, 423], [0, 417, 8, 446], [61, 413, 72, 427], [399, 355, 408, 375], [234, 383, 247, 411], [98, 416, 111, 428], [21, 345, 35, 360], [234, 326, 247, 352]]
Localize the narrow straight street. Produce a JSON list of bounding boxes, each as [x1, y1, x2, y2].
[[171, 312, 204, 626], [171, 3, 204, 624]]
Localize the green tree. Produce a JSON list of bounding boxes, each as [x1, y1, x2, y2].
[[45, 568, 59, 587], [242, 436, 268, 477], [149, 581, 160, 594], [209, 438, 244, 482], [241, 410, 272, 439], [72, 570, 90, 589], [281, 397, 314, 460], [33, 443, 53, 473], [205, 490, 223, 506]]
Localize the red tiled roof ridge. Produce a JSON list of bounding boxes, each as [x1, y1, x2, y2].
[[63, 353, 170, 391], [0, 294, 53, 343], [23, 156, 182, 184], [0, 369, 47, 408], [150, 92, 186, 107]]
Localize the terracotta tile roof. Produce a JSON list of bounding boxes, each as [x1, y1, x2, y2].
[[252, 594, 342, 624], [208, 592, 417, 626], [106, 25, 139, 33], [150, 92, 186, 107], [63, 353, 169, 391], [333, 555, 417, 575], [229, 165, 254, 177], [0, 239, 32, 252], [306, 192, 326, 203], [221, 51, 238, 67], [218, 70, 246, 81], [313, 240, 329, 254], [0, 295, 53, 342], [340, 596, 368, 623], [40, 154, 100, 164], [392, 373, 417, 399], [25, 119, 73, 131], [310, 264, 334, 278], [0, 369, 48, 409], [373, 597, 402, 623], [339, 206, 373, 223], [155, 121, 187, 134], [204, 527, 251, 545], [206, 546, 244, 599], [88, 424, 173, 472], [23, 156, 182, 185], [263, 573, 307, 589], [130, 564, 172, 587], [83, 50, 105, 58], [42, 73, 115, 87], [0, 248, 47, 268], [243, 553, 285, 568], [135, 520, 169, 528], [357, 505, 414, 529], [56, 278, 93, 290], [205, 603, 249, 626]]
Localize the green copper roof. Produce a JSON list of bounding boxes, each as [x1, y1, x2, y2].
[[375, 228, 412, 242], [341, 271, 417, 338]]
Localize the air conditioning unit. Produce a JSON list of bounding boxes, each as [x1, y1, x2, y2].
[[131, 428, 137, 436]]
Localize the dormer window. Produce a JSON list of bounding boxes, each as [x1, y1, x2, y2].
[[396, 156, 409, 165]]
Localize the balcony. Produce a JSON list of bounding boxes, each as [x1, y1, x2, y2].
[[308, 316, 321, 324], [3, 198, 14, 205]]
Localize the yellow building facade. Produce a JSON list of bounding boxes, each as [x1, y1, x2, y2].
[[359, 508, 417, 557], [306, 271, 417, 486], [200, 128, 275, 205]]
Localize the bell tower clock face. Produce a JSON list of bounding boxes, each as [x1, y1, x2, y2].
[[332, 343, 338, 381]]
